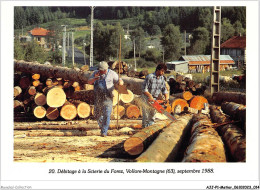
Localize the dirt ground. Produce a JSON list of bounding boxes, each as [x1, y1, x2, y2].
[[14, 134, 136, 162]]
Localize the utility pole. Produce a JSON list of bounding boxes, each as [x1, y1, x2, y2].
[[90, 6, 95, 67], [72, 32, 75, 66], [83, 40, 86, 65], [67, 32, 70, 50], [61, 25, 67, 66], [184, 30, 186, 56], [133, 38, 137, 71]]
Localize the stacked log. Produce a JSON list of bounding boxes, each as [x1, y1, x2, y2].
[[182, 114, 226, 162], [109, 61, 128, 74], [209, 105, 246, 162], [136, 114, 193, 162]]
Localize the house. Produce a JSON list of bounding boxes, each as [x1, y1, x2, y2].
[[166, 61, 189, 73], [28, 27, 51, 48], [220, 35, 246, 68], [179, 55, 235, 73]]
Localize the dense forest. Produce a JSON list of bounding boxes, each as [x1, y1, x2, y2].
[[14, 6, 246, 65]]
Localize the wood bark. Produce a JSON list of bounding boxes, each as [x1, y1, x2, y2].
[[212, 91, 246, 105], [189, 96, 208, 110], [209, 105, 246, 162], [182, 114, 226, 162], [46, 107, 60, 120], [221, 102, 246, 128], [34, 93, 47, 106], [70, 90, 95, 105], [136, 114, 193, 162], [60, 101, 77, 120], [19, 76, 31, 89], [124, 120, 172, 156]]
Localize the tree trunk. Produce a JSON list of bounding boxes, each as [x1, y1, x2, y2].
[[170, 97, 189, 113], [189, 96, 208, 110], [72, 100, 91, 119], [111, 105, 125, 120], [124, 120, 173, 156], [46, 107, 60, 120], [136, 114, 193, 162], [45, 86, 66, 108], [14, 86, 22, 97], [120, 89, 134, 103], [33, 105, 46, 119], [221, 102, 246, 128], [60, 101, 77, 120], [172, 91, 193, 101], [209, 105, 246, 162], [125, 104, 141, 119], [212, 91, 246, 105], [182, 114, 226, 162], [34, 93, 47, 106], [19, 76, 31, 89]]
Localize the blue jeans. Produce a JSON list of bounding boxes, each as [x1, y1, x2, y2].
[[141, 95, 156, 128], [95, 99, 113, 135]]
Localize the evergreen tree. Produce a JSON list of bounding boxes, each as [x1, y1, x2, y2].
[[189, 27, 210, 54], [161, 24, 182, 61], [221, 18, 235, 42]]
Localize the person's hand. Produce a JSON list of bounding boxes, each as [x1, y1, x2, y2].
[[164, 99, 169, 105], [148, 96, 155, 103], [118, 79, 124, 86], [94, 72, 100, 79]]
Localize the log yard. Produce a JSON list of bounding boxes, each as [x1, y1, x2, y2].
[[13, 59, 246, 163]]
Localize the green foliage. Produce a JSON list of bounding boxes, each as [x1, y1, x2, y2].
[[198, 8, 212, 31], [143, 48, 162, 63], [136, 58, 156, 68], [24, 41, 48, 63], [48, 49, 62, 64], [189, 27, 210, 54], [131, 27, 146, 58], [221, 18, 235, 43], [161, 24, 182, 61], [151, 25, 161, 36], [14, 40, 25, 60], [233, 21, 246, 36]]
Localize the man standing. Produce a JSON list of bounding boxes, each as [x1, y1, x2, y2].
[[88, 61, 124, 136], [141, 63, 169, 128]]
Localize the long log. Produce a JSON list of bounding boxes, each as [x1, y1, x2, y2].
[[19, 76, 31, 89], [209, 105, 246, 162], [14, 60, 146, 95], [221, 102, 246, 130], [212, 91, 246, 105], [136, 114, 193, 162], [124, 120, 173, 156], [14, 129, 135, 137], [182, 114, 226, 162]]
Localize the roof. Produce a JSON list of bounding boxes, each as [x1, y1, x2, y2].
[[166, 61, 188, 65], [180, 55, 235, 65], [220, 36, 246, 49], [29, 27, 50, 36]]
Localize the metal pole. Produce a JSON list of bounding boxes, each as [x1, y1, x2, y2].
[[61, 25, 67, 66], [67, 32, 70, 50], [90, 6, 95, 67], [72, 32, 75, 66], [134, 38, 137, 71], [83, 40, 86, 65], [117, 35, 121, 129]]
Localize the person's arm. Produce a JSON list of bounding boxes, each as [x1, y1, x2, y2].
[[87, 71, 100, 85], [113, 70, 124, 86], [143, 91, 154, 102], [142, 75, 154, 102], [161, 78, 169, 103]]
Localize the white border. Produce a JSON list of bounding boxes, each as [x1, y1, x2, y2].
[[1, 1, 259, 189]]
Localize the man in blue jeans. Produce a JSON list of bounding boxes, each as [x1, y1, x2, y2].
[[88, 61, 124, 137], [141, 63, 169, 128]]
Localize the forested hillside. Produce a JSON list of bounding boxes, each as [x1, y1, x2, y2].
[[14, 6, 246, 65]]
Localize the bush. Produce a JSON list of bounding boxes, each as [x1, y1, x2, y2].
[[137, 58, 156, 68], [143, 48, 162, 63]]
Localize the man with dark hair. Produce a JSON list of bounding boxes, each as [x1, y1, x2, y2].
[[141, 63, 169, 128]]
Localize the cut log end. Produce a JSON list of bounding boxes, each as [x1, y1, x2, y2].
[[46, 87, 66, 108], [126, 104, 140, 119], [77, 102, 90, 119], [190, 96, 208, 110], [171, 98, 189, 113], [33, 106, 46, 119], [60, 103, 77, 121], [120, 89, 134, 103], [34, 93, 47, 106], [124, 137, 144, 156], [46, 107, 59, 120]]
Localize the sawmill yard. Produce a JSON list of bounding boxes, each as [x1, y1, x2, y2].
[[13, 60, 246, 163]]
